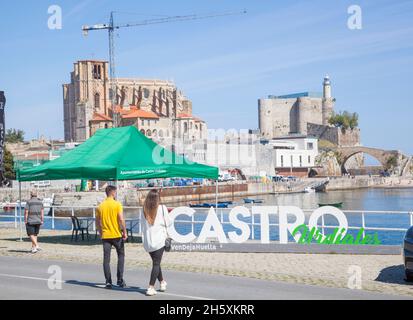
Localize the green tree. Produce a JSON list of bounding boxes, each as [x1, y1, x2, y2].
[[5, 128, 25, 143], [348, 112, 359, 129], [4, 147, 15, 180], [328, 111, 359, 130], [385, 155, 398, 170]]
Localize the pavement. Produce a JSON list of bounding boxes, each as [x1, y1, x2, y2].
[[0, 256, 410, 300]]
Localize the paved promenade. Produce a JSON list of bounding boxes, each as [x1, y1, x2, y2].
[[0, 229, 412, 298], [0, 256, 407, 300]]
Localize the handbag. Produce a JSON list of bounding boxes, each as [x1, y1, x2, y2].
[[161, 205, 172, 252]]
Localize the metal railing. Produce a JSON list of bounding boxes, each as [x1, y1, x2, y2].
[[1, 205, 412, 243]]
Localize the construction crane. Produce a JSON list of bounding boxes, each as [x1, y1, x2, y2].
[[82, 10, 247, 127]]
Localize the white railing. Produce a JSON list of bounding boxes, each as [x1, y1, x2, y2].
[[1, 205, 412, 243]]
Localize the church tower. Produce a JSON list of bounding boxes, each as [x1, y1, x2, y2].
[[322, 75, 334, 125]]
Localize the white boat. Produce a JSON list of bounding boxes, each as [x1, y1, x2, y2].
[[304, 187, 315, 193], [1, 201, 26, 211]]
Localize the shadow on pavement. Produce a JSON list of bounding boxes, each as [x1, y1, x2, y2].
[[66, 280, 147, 295], [375, 264, 413, 285], [8, 249, 31, 254], [2, 234, 141, 246]]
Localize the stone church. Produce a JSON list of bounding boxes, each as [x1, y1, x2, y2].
[[63, 60, 207, 144]]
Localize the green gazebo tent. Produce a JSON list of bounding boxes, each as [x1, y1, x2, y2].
[[17, 126, 218, 181], [15, 126, 219, 240]]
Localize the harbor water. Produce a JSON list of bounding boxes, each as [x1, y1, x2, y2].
[[1, 188, 413, 245]]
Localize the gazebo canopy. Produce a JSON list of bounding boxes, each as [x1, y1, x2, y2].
[[18, 126, 218, 181]]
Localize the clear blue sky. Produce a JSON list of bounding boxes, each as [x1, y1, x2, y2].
[[1, 0, 412, 154]]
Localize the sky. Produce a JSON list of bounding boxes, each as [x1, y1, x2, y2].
[[1, 0, 413, 155]]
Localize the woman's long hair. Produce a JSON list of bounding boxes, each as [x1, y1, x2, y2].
[[143, 189, 160, 225]]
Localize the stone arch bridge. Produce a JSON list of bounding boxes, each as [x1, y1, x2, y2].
[[337, 146, 406, 175]]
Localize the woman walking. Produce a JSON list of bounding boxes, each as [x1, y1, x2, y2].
[[142, 189, 171, 296]]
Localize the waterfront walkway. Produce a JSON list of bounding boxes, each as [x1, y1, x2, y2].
[[0, 256, 408, 300], [0, 229, 412, 298]]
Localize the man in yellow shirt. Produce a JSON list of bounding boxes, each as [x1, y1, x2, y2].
[[96, 185, 128, 289]]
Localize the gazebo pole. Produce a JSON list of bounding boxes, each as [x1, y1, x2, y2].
[[18, 180, 23, 242], [215, 179, 218, 209]]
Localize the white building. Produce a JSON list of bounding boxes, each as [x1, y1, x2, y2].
[[267, 135, 318, 177]]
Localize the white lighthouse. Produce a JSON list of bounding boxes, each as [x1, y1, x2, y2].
[[323, 75, 332, 99], [322, 75, 333, 125]]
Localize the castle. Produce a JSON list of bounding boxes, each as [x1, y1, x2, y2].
[[258, 76, 361, 149], [258, 76, 334, 138], [63, 60, 207, 144]]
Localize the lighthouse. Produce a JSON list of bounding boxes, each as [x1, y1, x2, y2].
[[323, 75, 332, 99], [322, 75, 333, 125]]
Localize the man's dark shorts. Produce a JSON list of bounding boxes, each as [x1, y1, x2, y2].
[[26, 224, 41, 236]]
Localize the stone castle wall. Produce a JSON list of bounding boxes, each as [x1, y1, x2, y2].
[[308, 123, 363, 169], [296, 97, 323, 134], [258, 96, 325, 138], [307, 123, 361, 147], [258, 98, 295, 138]]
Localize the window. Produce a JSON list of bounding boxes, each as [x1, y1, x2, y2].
[[152, 129, 157, 137], [94, 93, 100, 110], [146, 129, 151, 137], [141, 120, 144, 126], [147, 120, 150, 126], [184, 122, 188, 134], [307, 142, 314, 150], [281, 155, 284, 167], [143, 88, 150, 99], [308, 155, 311, 164], [93, 65, 102, 80], [299, 156, 302, 167], [140, 129, 145, 135]]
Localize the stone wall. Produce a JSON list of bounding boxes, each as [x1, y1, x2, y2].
[[258, 98, 295, 138], [307, 123, 361, 147], [296, 97, 323, 134], [326, 176, 387, 190], [258, 95, 329, 138]]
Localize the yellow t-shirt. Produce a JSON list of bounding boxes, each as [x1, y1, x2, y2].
[[97, 197, 123, 239]]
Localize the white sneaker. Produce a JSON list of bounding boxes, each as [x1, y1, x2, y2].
[[31, 248, 38, 254], [146, 287, 157, 296], [160, 281, 167, 292]]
